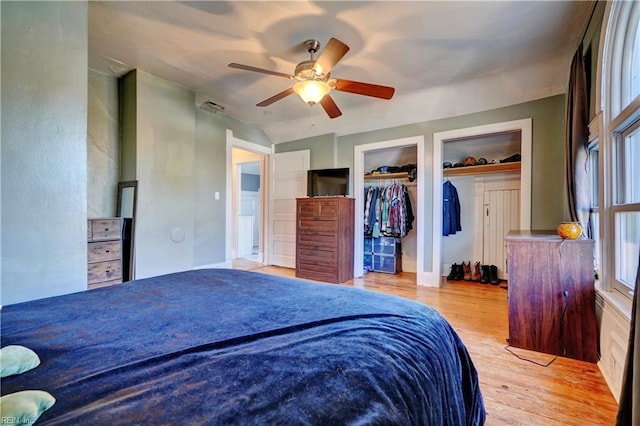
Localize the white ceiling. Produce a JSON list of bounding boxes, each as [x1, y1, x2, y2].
[[88, 1, 593, 144]]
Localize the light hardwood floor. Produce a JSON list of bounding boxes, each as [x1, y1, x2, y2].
[[233, 260, 618, 425]]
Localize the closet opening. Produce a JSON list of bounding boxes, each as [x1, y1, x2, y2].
[[433, 119, 532, 286], [354, 135, 425, 284], [441, 131, 521, 283], [363, 147, 418, 277]]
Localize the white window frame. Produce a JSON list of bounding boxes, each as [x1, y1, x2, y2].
[[600, 0, 640, 300], [611, 122, 640, 295], [587, 137, 600, 274]]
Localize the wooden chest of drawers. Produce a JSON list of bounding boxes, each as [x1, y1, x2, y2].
[[296, 197, 354, 283], [505, 231, 597, 363], [87, 218, 123, 289]]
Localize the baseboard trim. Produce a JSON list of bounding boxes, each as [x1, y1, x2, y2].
[[597, 360, 620, 403], [194, 261, 232, 270]]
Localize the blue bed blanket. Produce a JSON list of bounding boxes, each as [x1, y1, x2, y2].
[[1, 269, 485, 425]]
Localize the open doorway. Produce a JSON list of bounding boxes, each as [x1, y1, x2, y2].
[[235, 160, 261, 261], [232, 148, 266, 263], [226, 130, 270, 266]]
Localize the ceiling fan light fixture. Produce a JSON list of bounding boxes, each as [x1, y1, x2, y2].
[[293, 80, 330, 105], [230, 37, 393, 118]]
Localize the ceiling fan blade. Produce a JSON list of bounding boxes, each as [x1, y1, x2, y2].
[[313, 38, 350, 76], [228, 63, 293, 79], [333, 79, 395, 100], [256, 87, 295, 107], [320, 95, 342, 119]]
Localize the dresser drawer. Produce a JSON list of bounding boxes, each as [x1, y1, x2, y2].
[[297, 233, 337, 247], [297, 219, 338, 234], [88, 279, 122, 290], [296, 262, 338, 283], [88, 260, 122, 285], [297, 247, 336, 264], [88, 240, 121, 263], [297, 200, 339, 219], [89, 218, 121, 241]]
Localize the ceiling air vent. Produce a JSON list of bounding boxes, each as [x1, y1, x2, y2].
[[200, 101, 225, 114]]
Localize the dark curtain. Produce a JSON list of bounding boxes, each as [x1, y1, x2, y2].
[[565, 43, 590, 232], [616, 249, 640, 425]]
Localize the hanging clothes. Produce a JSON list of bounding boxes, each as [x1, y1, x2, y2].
[[443, 180, 461, 236], [364, 183, 414, 238]]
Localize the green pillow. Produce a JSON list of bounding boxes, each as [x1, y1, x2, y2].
[[0, 346, 41, 378], [0, 390, 55, 425]]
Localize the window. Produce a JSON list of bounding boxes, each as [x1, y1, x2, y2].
[[603, 0, 640, 299], [614, 123, 640, 205], [612, 121, 640, 294]]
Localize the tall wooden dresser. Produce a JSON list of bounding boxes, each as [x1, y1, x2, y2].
[[87, 218, 123, 289], [505, 231, 597, 363], [296, 197, 354, 283]]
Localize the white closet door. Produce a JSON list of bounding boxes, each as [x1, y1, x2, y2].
[[482, 176, 520, 279], [269, 150, 310, 268]]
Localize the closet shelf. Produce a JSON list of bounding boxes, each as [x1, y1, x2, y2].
[[443, 161, 520, 177], [364, 172, 409, 180]]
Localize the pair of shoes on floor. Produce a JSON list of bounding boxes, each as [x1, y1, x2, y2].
[[447, 261, 482, 282], [479, 265, 500, 285]]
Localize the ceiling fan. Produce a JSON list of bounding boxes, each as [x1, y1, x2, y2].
[[228, 38, 395, 119]]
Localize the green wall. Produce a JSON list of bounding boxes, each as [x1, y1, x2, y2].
[[112, 70, 273, 272], [193, 107, 271, 265], [88, 70, 120, 217], [275, 133, 337, 170], [122, 70, 197, 279], [1, 1, 89, 305]]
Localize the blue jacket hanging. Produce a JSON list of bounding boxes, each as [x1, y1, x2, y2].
[[443, 180, 461, 236]]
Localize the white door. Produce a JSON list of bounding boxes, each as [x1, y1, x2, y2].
[[269, 150, 310, 268], [237, 215, 254, 257], [476, 175, 520, 279], [237, 190, 259, 258]]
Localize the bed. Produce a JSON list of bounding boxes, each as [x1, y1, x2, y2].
[[1, 269, 485, 425]]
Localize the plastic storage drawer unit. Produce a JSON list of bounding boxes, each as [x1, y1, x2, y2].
[[372, 254, 402, 274]]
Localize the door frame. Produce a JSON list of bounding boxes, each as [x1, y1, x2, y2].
[[225, 129, 271, 266], [354, 135, 425, 283], [432, 118, 532, 284]]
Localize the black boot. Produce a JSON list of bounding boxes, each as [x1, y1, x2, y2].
[[454, 263, 465, 280], [447, 263, 458, 280], [480, 265, 490, 284], [490, 265, 500, 285]]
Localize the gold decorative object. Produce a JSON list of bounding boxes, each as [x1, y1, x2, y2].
[[557, 222, 582, 239]]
